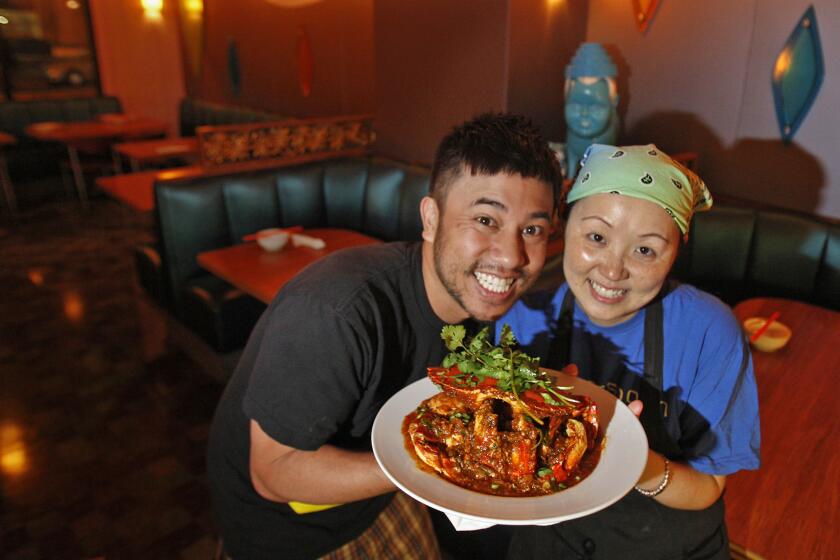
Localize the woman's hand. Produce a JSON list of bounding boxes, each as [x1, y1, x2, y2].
[[625, 400, 726, 510]]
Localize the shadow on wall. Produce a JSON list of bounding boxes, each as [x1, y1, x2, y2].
[[624, 111, 825, 216], [602, 44, 632, 134]]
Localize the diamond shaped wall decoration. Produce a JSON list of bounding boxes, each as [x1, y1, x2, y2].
[[771, 6, 824, 143], [632, 0, 661, 34]]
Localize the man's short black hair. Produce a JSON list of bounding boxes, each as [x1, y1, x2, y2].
[[429, 112, 562, 212]]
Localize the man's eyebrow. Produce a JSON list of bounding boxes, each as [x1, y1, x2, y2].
[[472, 197, 507, 211], [473, 197, 551, 221]]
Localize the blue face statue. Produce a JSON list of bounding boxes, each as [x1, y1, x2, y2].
[[565, 79, 615, 139]]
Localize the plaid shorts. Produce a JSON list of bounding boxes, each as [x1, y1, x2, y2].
[[220, 492, 441, 559], [321, 491, 442, 560]]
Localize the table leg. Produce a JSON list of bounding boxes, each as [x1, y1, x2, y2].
[[112, 145, 123, 175], [0, 152, 17, 215], [67, 145, 88, 207]]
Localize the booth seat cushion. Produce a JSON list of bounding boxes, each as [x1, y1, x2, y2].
[[673, 205, 840, 310], [152, 156, 429, 351]]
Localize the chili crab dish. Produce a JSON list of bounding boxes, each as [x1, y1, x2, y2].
[[402, 325, 601, 497]]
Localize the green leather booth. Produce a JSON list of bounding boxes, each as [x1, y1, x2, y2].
[[139, 156, 838, 353], [672, 205, 839, 310], [0, 96, 122, 177], [145, 157, 430, 351]]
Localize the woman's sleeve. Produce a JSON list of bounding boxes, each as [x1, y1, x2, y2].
[[678, 303, 761, 475]]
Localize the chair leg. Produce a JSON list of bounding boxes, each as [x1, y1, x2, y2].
[[67, 146, 89, 208], [0, 153, 17, 215]]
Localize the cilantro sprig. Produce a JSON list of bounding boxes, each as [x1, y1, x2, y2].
[[439, 324, 579, 415]]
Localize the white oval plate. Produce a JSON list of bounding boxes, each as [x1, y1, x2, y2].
[[371, 372, 648, 526]]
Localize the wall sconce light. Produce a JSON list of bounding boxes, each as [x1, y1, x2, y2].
[[184, 0, 203, 19], [141, 0, 164, 21], [66, 0, 81, 9]]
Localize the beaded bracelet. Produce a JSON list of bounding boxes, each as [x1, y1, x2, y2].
[[635, 457, 671, 498]]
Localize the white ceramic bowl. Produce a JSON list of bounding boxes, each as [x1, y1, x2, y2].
[[255, 229, 290, 252], [743, 317, 792, 352]]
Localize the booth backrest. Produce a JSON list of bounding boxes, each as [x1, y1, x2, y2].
[[154, 157, 430, 315], [178, 98, 282, 137], [673, 205, 839, 310], [0, 96, 122, 138]]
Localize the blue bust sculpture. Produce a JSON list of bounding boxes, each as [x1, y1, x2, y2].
[[564, 43, 620, 177]]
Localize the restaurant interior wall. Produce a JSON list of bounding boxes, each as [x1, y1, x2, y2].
[[194, 0, 374, 118], [374, 0, 588, 166], [89, 0, 185, 135], [506, 0, 589, 143], [586, 0, 840, 220]]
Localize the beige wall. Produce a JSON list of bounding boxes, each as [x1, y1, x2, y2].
[[587, 0, 839, 219], [197, 0, 375, 118], [90, 0, 185, 136], [507, 0, 588, 143], [374, 0, 510, 165], [375, 0, 588, 166]]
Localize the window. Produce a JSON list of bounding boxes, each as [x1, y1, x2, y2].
[[0, 0, 99, 100]]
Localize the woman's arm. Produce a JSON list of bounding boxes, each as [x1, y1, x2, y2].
[[627, 401, 725, 510], [636, 448, 725, 510], [249, 419, 396, 505]]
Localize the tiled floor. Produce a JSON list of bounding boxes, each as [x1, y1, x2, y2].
[[0, 185, 514, 560], [1, 191, 224, 559]]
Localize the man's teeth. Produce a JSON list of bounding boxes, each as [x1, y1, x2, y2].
[[589, 280, 626, 298], [475, 271, 514, 294]]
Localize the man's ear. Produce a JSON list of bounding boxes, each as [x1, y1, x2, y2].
[[420, 196, 439, 243]]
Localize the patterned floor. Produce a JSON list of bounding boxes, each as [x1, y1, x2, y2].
[[0, 184, 516, 560], [0, 191, 224, 559]]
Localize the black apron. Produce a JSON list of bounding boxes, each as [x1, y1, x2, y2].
[[507, 288, 729, 560]]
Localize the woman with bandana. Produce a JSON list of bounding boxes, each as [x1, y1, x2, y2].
[[499, 144, 760, 560]]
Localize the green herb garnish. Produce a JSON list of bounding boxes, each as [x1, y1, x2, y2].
[[439, 324, 579, 413]]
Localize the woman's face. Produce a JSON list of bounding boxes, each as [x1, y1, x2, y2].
[[563, 194, 680, 326]]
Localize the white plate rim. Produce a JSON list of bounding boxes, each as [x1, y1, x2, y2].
[[371, 373, 648, 526]]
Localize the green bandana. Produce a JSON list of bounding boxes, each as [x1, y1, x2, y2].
[[566, 144, 713, 237]]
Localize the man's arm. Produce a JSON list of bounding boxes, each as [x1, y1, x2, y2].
[[249, 419, 396, 504]]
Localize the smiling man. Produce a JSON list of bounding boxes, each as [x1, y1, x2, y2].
[[206, 113, 562, 560]]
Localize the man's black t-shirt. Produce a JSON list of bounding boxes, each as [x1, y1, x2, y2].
[[207, 242, 448, 559]]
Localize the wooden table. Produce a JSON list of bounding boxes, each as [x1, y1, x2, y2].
[[113, 137, 198, 172], [96, 169, 166, 212], [725, 297, 839, 559], [197, 229, 381, 303], [0, 131, 16, 214], [25, 115, 168, 206], [94, 166, 203, 212]]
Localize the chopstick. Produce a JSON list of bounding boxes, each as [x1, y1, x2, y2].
[[242, 225, 303, 242], [750, 311, 780, 342]]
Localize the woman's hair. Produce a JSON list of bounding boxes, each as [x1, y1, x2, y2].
[[429, 112, 563, 213]]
